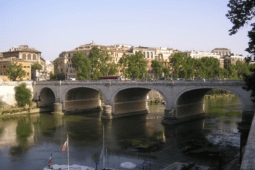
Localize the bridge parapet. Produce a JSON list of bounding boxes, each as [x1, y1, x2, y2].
[[34, 79, 245, 86]]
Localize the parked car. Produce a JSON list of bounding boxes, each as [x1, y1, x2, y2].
[[174, 78, 184, 80], [197, 78, 206, 82], [68, 78, 76, 81]]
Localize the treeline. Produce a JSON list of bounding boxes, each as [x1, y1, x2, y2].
[[168, 53, 254, 79], [53, 47, 254, 80]]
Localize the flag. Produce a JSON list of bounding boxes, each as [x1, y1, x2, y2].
[[48, 153, 52, 164], [62, 139, 68, 151]]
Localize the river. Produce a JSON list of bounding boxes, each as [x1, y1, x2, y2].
[[0, 95, 241, 169]]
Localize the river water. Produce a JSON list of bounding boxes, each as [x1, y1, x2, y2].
[[0, 95, 241, 170]]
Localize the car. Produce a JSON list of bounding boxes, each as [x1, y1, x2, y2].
[[186, 78, 193, 81], [174, 78, 184, 80], [68, 78, 76, 81], [197, 78, 206, 82]]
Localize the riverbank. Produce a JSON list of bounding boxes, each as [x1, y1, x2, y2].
[[204, 93, 236, 100], [0, 106, 52, 118]]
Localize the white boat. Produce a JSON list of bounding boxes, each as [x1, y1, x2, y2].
[[44, 164, 95, 170]]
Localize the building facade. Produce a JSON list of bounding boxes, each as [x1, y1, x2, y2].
[[0, 58, 31, 81], [212, 48, 231, 57]]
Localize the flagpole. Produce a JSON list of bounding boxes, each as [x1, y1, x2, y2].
[[103, 126, 105, 169], [67, 134, 69, 170]]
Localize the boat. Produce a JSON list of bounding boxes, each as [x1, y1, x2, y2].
[[44, 164, 95, 170], [43, 134, 95, 170]]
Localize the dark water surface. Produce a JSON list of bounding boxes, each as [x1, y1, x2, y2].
[[0, 96, 241, 169]]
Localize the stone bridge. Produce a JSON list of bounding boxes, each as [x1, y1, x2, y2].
[[33, 80, 255, 125]]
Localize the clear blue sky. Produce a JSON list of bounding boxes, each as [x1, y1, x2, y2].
[[0, 0, 251, 61]]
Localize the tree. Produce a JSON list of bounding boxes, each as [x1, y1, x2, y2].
[[118, 53, 129, 78], [31, 63, 42, 70], [89, 46, 111, 79], [72, 52, 90, 80], [6, 62, 26, 81], [53, 58, 63, 73], [15, 83, 31, 107], [126, 51, 148, 79], [151, 60, 163, 79], [226, 0, 255, 102]]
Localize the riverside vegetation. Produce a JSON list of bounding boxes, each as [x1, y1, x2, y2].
[[0, 83, 38, 116]]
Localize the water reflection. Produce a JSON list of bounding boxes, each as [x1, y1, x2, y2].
[[0, 95, 242, 169]]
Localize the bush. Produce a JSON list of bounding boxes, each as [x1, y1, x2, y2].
[[50, 73, 57, 80], [15, 83, 32, 107]]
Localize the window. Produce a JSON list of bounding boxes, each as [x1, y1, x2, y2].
[[3, 66, 6, 68], [27, 72, 29, 76], [24, 66, 26, 68], [69, 59, 71, 62], [143, 52, 145, 58], [0, 72, 2, 75], [151, 52, 153, 58], [28, 54, 31, 60], [22, 54, 26, 59], [33, 54, 36, 60], [147, 52, 149, 58], [4, 72, 5, 75], [27, 66, 30, 68], [70, 70, 72, 73]]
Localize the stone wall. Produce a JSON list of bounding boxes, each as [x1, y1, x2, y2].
[[0, 81, 33, 108]]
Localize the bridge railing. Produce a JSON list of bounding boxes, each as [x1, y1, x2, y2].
[[33, 79, 245, 85]]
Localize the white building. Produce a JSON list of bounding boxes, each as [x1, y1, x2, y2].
[[190, 50, 221, 60]]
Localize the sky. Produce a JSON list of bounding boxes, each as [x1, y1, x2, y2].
[[0, 0, 252, 61]]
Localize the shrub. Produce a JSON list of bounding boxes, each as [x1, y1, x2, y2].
[[15, 83, 32, 107]]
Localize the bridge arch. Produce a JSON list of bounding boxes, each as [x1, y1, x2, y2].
[[111, 86, 167, 115], [173, 86, 244, 119], [62, 86, 106, 113], [174, 86, 244, 106], [37, 87, 56, 108]]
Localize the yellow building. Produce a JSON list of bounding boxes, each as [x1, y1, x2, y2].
[[0, 58, 31, 81], [55, 41, 131, 79]]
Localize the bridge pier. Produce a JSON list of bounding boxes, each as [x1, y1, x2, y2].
[[51, 102, 64, 115], [101, 105, 113, 119], [162, 102, 206, 125]]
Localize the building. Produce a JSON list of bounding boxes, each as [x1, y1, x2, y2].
[[224, 54, 244, 69], [1, 45, 45, 69], [190, 50, 221, 60], [54, 41, 131, 79], [0, 58, 31, 81], [212, 48, 231, 57]]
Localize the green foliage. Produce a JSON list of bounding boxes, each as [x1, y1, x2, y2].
[[31, 63, 42, 70], [56, 72, 65, 80], [127, 51, 148, 79], [53, 58, 63, 68], [15, 83, 31, 107], [50, 73, 57, 79], [118, 53, 129, 78], [243, 67, 255, 102], [72, 52, 90, 80], [72, 46, 114, 80], [151, 60, 163, 78], [226, 0, 255, 102], [169, 53, 253, 80], [226, 0, 255, 54], [6, 62, 26, 81]]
